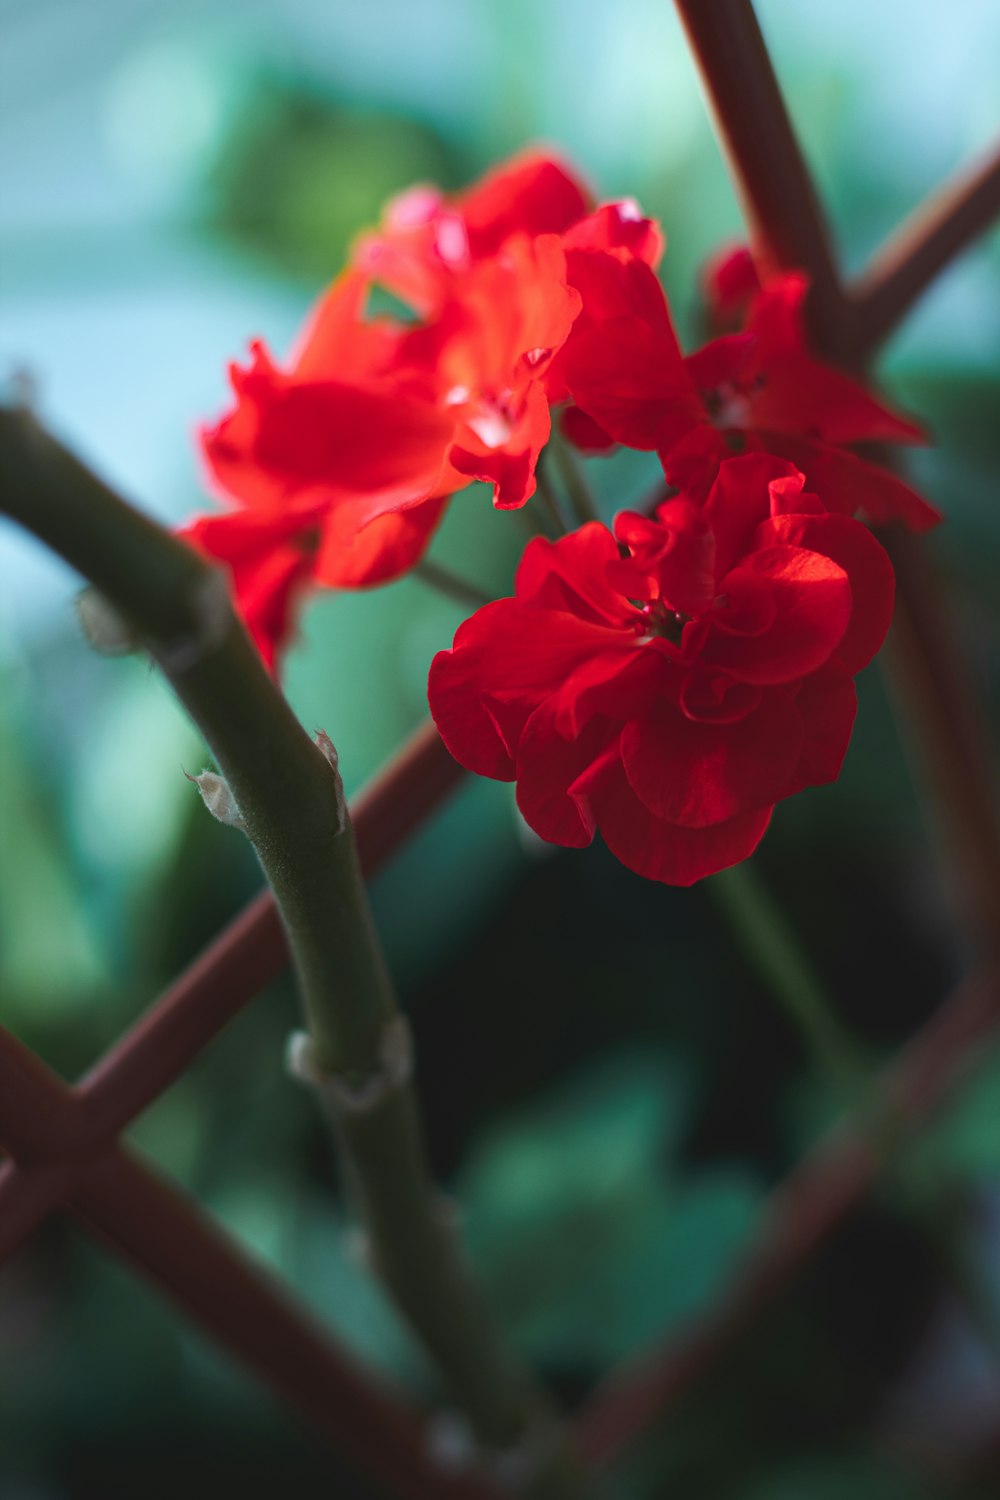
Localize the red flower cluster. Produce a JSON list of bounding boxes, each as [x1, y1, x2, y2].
[[428, 454, 894, 885], [182, 148, 938, 881], [185, 149, 639, 665], [559, 248, 938, 531]]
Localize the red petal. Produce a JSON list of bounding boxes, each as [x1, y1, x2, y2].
[[553, 646, 674, 737], [593, 762, 773, 885], [784, 664, 858, 792], [702, 453, 804, 577], [747, 354, 926, 447], [748, 271, 809, 356], [565, 316, 699, 450], [203, 364, 457, 511], [514, 523, 633, 625], [684, 333, 755, 393], [291, 269, 397, 381], [449, 381, 551, 509], [559, 404, 618, 453], [787, 442, 942, 532], [428, 597, 633, 777], [352, 188, 456, 316], [316, 496, 448, 588], [753, 511, 895, 675], [705, 546, 851, 684], [552, 251, 686, 429], [460, 150, 592, 257], [181, 508, 318, 675], [617, 498, 717, 618], [658, 424, 730, 504], [701, 244, 761, 328], [438, 234, 580, 394], [565, 248, 678, 332], [620, 688, 803, 828], [514, 708, 614, 848], [352, 151, 591, 316], [562, 201, 665, 267]]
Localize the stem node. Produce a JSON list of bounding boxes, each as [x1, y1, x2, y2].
[[286, 1019, 414, 1115]]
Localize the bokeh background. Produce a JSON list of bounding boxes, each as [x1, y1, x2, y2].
[[2, 1, 1000, 1496]]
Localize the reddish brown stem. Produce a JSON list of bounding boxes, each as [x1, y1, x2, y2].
[[0, 1160, 76, 1260], [882, 530, 1000, 956], [0, 1025, 499, 1500], [576, 964, 1000, 1464], [74, 1146, 497, 1500], [673, 0, 854, 358], [852, 142, 1000, 357]]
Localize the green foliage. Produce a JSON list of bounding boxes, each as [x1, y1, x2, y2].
[[908, 1038, 1000, 1183], [461, 1054, 760, 1368], [0, 685, 108, 1018], [205, 75, 458, 282], [739, 1451, 941, 1500]]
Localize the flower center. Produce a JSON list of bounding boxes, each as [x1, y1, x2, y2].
[[702, 382, 753, 432], [640, 600, 688, 644], [466, 389, 517, 448]]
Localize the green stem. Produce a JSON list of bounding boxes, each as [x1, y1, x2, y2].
[[534, 455, 574, 535], [0, 403, 594, 1497], [710, 861, 870, 1105], [414, 559, 492, 610], [551, 436, 602, 526], [712, 863, 1000, 1374]]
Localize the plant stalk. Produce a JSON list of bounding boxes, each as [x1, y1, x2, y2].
[[711, 861, 870, 1106], [0, 402, 594, 1498]]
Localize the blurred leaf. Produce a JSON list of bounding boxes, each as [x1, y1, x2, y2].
[[740, 1450, 938, 1500], [206, 75, 458, 282], [291, 1196, 425, 1384], [908, 1038, 1000, 1183], [0, 685, 108, 1018], [209, 1178, 423, 1382], [461, 1054, 760, 1367]]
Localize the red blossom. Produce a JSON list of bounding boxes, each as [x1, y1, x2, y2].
[[187, 230, 581, 667], [182, 146, 933, 682], [185, 157, 668, 669], [180, 506, 321, 674], [562, 256, 941, 531], [352, 147, 593, 315], [429, 454, 894, 885], [700, 242, 761, 332], [197, 270, 459, 578], [180, 496, 447, 674], [392, 232, 582, 508]]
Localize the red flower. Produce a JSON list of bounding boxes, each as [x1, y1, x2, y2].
[[546, 199, 667, 452], [180, 496, 446, 674], [429, 454, 894, 885], [202, 234, 582, 523], [186, 235, 580, 667], [181, 506, 320, 673], [197, 269, 458, 582], [561, 257, 941, 531], [699, 242, 761, 332], [392, 232, 582, 508], [183, 148, 676, 669], [352, 147, 592, 315]]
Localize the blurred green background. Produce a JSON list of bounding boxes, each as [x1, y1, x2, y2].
[[2, 1, 1000, 1496]]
